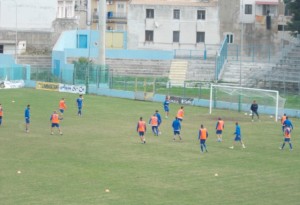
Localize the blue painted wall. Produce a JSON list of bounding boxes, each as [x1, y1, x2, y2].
[[0, 54, 30, 80]]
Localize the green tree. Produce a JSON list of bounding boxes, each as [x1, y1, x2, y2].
[[284, 0, 300, 36]]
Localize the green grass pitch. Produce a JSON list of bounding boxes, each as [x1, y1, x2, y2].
[[0, 88, 299, 205]]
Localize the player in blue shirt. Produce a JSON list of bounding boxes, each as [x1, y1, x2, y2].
[[172, 117, 182, 141], [155, 110, 162, 134], [24, 104, 30, 133], [76, 95, 83, 116], [283, 117, 293, 131], [229, 122, 246, 149], [163, 96, 170, 118]]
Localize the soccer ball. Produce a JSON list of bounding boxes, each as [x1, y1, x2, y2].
[[244, 113, 248, 115]]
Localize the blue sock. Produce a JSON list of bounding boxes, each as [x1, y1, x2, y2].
[[289, 143, 293, 149], [282, 143, 285, 149]]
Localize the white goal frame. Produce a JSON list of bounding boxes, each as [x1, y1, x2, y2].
[[209, 84, 282, 122]]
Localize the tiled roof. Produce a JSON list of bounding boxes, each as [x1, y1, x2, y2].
[[129, 0, 218, 7]]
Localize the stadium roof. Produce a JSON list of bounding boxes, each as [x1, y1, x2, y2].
[[129, 0, 218, 7]]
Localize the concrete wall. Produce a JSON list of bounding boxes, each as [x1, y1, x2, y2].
[[0, 0, 57, 31], [127, 4, 220, 50]]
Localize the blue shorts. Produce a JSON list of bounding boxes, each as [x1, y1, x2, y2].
[[25, 118, 30, 124], [52, 123, 60, 128], [78, 106, 82, 111], [216, 130, 223, 134], [59, 109, 64, 113], [284, 138, 290, 142], [164, 106, 169, 112], [200, 139, 206, 144], [138, 131, 145, 136], [234, 135, 241, 141], [174, 130, 180, 135]]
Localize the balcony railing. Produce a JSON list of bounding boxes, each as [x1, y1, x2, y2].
[[107, 11, 127, 19]]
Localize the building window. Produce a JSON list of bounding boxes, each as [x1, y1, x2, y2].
[[197, 10, 206, 20], [145, 30, 154, 42], [93, 8, 99, 23], [146, 9, 154, 18], [245, 4, 252, 15], [0, 45, 3, 53], [225, 33, 234, 44], [173, 9, 180, 19], [173, 31, 180, 43], [196, 32, 205, 43]]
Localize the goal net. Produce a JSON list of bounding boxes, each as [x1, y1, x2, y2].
[[209, 84, 286, 121]]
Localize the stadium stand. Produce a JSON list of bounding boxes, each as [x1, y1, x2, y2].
[[17, 55, 52, 70]]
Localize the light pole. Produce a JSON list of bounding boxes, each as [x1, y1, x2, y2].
[[240, 0, 244, 86]]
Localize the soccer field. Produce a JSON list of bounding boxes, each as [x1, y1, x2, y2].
[[0, 88, 299, 205]]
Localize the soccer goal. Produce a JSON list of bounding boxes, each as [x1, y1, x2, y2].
[[209, 84, 286, 121]]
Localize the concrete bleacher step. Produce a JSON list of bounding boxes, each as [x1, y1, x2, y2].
[[168, 60, 188, 85], [186, 59, 215, 81], [104, 59, 171, 78], [17, 55, 52, 69], [220, 62, 274, 86]]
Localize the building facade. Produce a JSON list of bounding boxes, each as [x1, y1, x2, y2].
[[127, 0, 220, 50], [0, 0, 57, 31], [0, 0, 57, 54], [219, 0, 285, 50]]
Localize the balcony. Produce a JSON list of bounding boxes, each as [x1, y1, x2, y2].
[[107, 11, 127, 19], [92, 12, 127, 23]]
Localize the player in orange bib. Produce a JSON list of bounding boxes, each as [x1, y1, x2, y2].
[[59, 98, 67, 116], [50, 110, 63, 135], [176, 106, 184, 121], [0, 103, 3, 126], [137, 117, 147, 144], [198, 124, 208, 153], [216, 117, 224, 142], [280, 126, 293, 151], [281, 113, 287, 133], [149, 114, 158, 136]]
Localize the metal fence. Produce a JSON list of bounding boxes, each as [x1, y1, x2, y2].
[[0, 66, 27, 80], [109, 75, 211, 99]]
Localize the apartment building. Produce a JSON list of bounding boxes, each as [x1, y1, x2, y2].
[[127, 0, 220, 50]]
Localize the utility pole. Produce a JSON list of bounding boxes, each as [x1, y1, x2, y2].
[[240, 0, 244, 87], [238, 0, 244, 112], [98, 0, 106, 71], [87, 0, 91, 29]]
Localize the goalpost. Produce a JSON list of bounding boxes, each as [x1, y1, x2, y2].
[[209, 84, 286, 122]]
